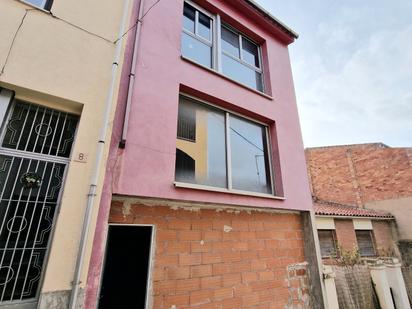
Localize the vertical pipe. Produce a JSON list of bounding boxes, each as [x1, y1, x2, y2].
[[67, 0, 131, 308], [120, 0, 146, 147]]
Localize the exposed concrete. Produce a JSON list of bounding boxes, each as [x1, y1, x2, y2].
[[301, 210, 326, 309], [286, 262, 311, 308], [323, 266, 339, 309], [37, 289, 84, 309], [0, 302, 36, 309], [112, 195, 301, 215]]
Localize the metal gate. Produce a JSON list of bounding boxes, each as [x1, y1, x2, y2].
[[0, 100, 78, 307]]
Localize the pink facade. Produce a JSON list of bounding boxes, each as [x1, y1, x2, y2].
[[86, 0, 314, 307], [116, 0, 311, 211]]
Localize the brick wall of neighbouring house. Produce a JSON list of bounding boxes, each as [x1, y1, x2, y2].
[[306, 147, 360, 206], [109, 200, 311, 309], [372, 220, 395, 254], [334, 219, 357, 250], [306, 145, 412, 206]]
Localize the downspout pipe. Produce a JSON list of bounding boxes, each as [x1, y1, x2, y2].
[[119, 0, 145, 148], [67, 0, 131, 308]]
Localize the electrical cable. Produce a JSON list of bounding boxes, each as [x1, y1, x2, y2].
[[0, 10, 31, 76]]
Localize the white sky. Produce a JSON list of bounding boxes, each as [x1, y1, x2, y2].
[[256, 0, 412, 148]]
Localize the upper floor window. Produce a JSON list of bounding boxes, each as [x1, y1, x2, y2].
[[181, 2, 214, 68], [221, 26, 263, 92], [181, 1, 265, 93], [175, 95, 274, 195], [23, 0, 53, 10]]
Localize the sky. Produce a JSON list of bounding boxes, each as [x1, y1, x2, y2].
[[255, 0, 412, 148]]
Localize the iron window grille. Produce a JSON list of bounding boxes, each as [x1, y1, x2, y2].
[[177, 104, 196, 142], [0, 98, 78, 306]]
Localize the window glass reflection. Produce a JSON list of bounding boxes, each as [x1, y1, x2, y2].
[[221, 27, 240, 58], [242, 37, 260, 68], [198, 12, 211, 41], [229, 115, 271, 194], [182, 33, 212, 67], [183, 3, 195, 33], [222, 54, 263, 91], [176, 98, 227, 188]]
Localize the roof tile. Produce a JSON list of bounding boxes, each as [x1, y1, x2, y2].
[[314, 201, 394, 219]]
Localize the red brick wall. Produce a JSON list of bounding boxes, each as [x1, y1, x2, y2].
[[306, 147, 360, 206], [306, 145, 412, 206], [372, 221, 394, 254], [330, 219, 394, 256], [110, 201, 309, 309], [352, 148, 412, 202], [334, 219, 357, 250]]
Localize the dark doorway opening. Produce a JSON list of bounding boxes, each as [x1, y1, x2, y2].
[[98, 225, 153, 309]]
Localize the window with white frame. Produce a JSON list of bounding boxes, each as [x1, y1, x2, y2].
[[221, 25, 263, 92], [181, 1, 265, 92], [175, 95, 273, 195], [181, 2, 214, 68], [23, 0, 53, 10]]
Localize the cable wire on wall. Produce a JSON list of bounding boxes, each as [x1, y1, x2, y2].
[[1, 0, 163, 77]]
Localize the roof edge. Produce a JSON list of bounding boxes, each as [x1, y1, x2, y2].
[[305, 142, 390, 151], [313, 198, 395, 219], [315, 214, 395, 220], [243, 0, 299, 39]]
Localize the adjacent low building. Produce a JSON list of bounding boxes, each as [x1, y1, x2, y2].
[[306, 143, 412, 263]]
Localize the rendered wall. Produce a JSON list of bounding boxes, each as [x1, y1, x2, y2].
[[0, 0, 131, 305], [112, 0, 312, 211], [367, 197, 412, 240]]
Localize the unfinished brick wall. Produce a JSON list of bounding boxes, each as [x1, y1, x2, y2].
[[110, 200, 310, 309], [286, 263, 311, 308], [306, 147, 360, 206], [352, 148, 412, 202], [334, 219, 357, 251], [372, 220, 394, 254], [306, 145, 412, 206]]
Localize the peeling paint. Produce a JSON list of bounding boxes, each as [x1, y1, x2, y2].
[[122, 203, 131, 216]]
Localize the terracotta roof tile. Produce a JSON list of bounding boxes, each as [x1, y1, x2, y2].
[[314, 201, 394, 219]]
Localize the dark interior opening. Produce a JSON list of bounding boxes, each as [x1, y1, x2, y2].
[[98, 225, 153, 309]]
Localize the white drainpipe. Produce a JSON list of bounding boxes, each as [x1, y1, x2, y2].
[[120, 0, 145, 147], [67, 0, 131, 308]]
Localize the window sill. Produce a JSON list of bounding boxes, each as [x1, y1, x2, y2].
[[174, 181, 285, 200], [181, 55, 274, 101]]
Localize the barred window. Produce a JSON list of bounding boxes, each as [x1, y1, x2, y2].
[[356, 230, 376, 257], [318, 230, 337, 258]]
